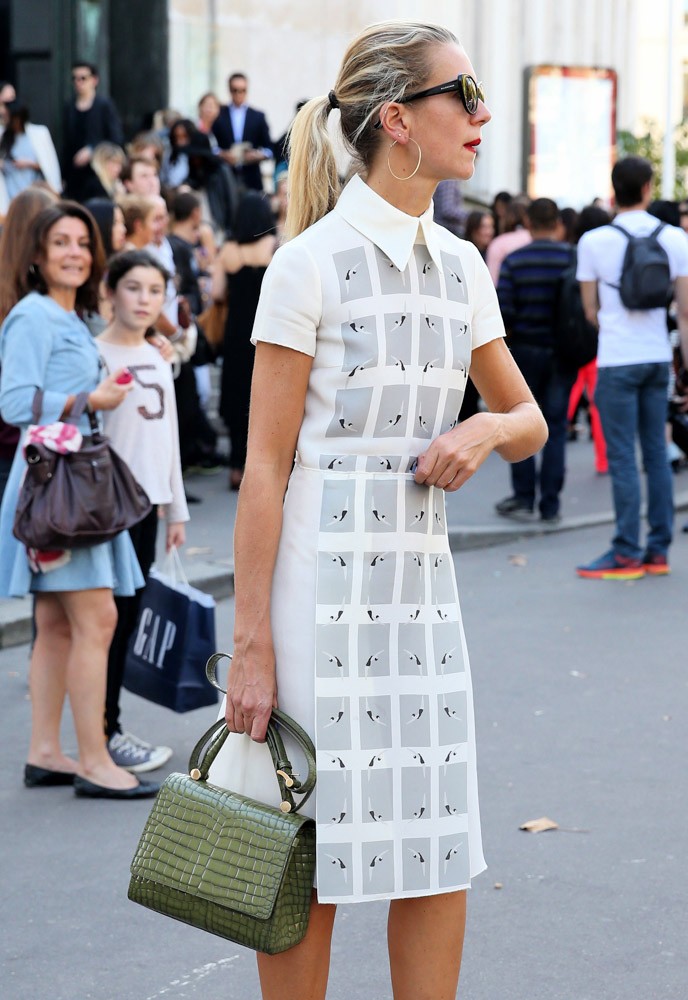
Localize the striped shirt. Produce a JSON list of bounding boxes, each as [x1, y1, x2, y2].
[[496, 238, 574, 348]]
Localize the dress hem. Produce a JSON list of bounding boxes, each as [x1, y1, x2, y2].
[[315, 861, 487, 905]]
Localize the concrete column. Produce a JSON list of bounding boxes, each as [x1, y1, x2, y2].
[[662, 0, 678, 198]]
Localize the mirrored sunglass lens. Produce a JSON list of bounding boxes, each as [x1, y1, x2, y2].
[[462, 77, 477, 112]]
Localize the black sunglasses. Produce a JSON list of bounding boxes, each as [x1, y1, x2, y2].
[[374, 74, 484, 129]]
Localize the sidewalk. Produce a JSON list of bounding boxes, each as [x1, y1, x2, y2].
[[2, 435, 687, 649]]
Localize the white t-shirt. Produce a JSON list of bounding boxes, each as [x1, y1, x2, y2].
[[98, 339, 188, 524], [576, 210, 688, 367]]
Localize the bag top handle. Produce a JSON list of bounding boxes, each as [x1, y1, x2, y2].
[[31, 389, 99, 434], [199, 652, 317, 813]]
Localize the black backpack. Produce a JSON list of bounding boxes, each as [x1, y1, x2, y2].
[[554, 251, 598, 371], [608, 222, 673, 310]]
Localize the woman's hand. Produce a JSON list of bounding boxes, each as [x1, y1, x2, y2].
[[166, 522, 186, 552], [148, 333, 175, 363], [88, 368, 133, 411], [414, 411, 503, 492], [73, 146, 92, 167], [225, 641, 277, 743]]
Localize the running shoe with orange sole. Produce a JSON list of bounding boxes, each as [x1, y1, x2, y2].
[[576, 550, 646, 580], [642, 553, 670, 576]]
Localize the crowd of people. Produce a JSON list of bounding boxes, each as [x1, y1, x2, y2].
[[0, 61, 286, 796], [1, 62, 289, 484], [434, 176, 688, 565]]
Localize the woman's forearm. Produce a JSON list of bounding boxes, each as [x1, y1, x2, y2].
[[232, 462, 290, 652], [493, 401, 548, 463], [210, 260, 227, 303]]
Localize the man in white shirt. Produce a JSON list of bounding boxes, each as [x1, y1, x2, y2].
[[212, 72, 272, 191], [576, 156, 688, 579]]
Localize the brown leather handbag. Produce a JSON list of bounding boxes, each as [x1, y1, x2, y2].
[[13, 390, 151, 550]]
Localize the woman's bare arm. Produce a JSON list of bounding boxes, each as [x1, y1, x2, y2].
[[580, 280, 600, 329], [415, 337, 547, 491], [210, 249, 229, 303], [226, 340, 313, 741]]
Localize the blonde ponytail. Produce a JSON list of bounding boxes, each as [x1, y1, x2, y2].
[[284, 20, 458, 242], [284, 96, 340, 242]]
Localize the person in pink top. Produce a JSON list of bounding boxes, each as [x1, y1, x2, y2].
[[486, 195, 531, 284]]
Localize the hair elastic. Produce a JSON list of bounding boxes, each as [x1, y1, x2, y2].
[[328, 90, 340, 110]]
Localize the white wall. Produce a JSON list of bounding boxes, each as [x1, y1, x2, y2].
[[167, 0, 683, 202]]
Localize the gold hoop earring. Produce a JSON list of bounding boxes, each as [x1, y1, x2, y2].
[[387, 138, 422, 181]]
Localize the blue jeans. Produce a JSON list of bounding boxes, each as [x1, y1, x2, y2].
[[509, 345, 576, 518], [595, 362, 673, 559]]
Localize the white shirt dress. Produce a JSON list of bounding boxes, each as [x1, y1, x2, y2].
[[209, 175, 506, 904]]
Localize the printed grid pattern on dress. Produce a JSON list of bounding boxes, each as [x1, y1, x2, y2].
[[312, 238, 474, 900]]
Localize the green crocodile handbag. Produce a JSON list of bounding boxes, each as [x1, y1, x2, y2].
[[128, 653, 317, 955]]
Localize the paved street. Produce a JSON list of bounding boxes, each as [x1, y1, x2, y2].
[[2, 498, 687, 998]]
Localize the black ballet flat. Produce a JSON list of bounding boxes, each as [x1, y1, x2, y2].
[[24, 763, 76, 787], [73, 775, 161, 799]]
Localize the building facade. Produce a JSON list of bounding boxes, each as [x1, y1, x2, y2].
[[167, 0, 684, 204], [1, 0, 684, 203], [0, 0, 167, 160]]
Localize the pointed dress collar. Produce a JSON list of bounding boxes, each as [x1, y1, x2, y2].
[[334, 173, 443, 273]]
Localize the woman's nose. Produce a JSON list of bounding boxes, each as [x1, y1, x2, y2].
[[475, 100, 491, 126]]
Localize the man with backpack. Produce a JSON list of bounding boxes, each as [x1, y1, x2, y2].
[[495, 198, 577, 523], [576, 156, 688, 579]]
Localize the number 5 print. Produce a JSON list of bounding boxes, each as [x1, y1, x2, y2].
[[128, 365, 165, 420]]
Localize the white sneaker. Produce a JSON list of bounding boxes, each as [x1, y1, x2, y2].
[[107, 731, 173, 773]]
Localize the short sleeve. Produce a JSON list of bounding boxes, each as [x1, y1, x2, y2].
[[251, 241, 322, 357], [663, 226, 688, 277], [576, 231, 598, 282], [469, 244, 507, 351]]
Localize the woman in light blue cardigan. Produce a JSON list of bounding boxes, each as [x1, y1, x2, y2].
[[0, 201, 159, 799]]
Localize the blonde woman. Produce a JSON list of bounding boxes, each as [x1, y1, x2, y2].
[[210, 20, 547, 999], [81, 141, 125, 201], [119, 194, 157, 249]]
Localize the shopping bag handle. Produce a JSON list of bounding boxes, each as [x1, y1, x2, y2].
[[188, 652, 316, 814], [161, 545, 189, 586]]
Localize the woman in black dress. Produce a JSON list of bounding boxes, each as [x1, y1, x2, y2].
[[211, 191, 277, 488]]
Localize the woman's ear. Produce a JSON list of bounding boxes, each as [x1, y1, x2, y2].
[[378, 102, 410, 143]]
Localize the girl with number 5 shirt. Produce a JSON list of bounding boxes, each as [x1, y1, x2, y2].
[[97, 249, 189, 774]]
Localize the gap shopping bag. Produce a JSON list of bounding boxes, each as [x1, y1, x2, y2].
[[123, 549, 219, 713]]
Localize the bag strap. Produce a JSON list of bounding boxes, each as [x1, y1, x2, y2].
[[610, 222, 631, 241], [31, 389, 99, 434], [612, 221, 666, 241], [71, 392, 99, 432], [202, 651, 317, 813], [31, 389, 44, 424]]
